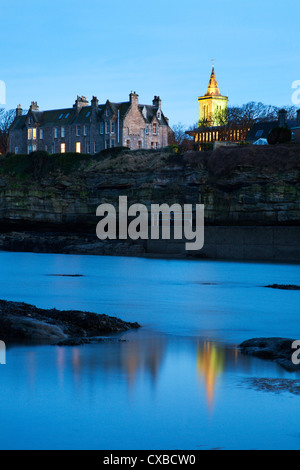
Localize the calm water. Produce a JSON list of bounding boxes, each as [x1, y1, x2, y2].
[[0, 252, 299, 449]]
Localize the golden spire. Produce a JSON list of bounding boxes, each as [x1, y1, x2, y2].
[[205, 66, 221, 97]]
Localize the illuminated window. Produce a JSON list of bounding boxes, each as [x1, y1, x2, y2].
[[61, 143, 66, 153], [28, 128, 33, 140], [32, 128, 37, 140], [151, 142, 158, 149], [76, 142, 81, 153], [61, 127, 65, 138]]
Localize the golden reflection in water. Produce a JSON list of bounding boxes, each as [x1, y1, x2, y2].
[[197, 341, 225, 410]]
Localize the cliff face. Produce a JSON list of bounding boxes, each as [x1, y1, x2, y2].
[[0, 145, 299, 231]]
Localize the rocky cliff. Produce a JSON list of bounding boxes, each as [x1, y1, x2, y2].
[[0, 146, 299, 227], [0, 146, 299, 259]]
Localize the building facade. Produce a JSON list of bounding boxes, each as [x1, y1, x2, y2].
[[9, 92, 170, 155]]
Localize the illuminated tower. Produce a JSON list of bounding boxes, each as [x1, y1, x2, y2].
[[198, 67, 228, 126]]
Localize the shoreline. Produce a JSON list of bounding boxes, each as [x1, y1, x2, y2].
[[1, 229, 300, 264]]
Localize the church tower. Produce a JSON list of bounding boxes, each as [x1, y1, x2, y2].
[[198, 67, 228, 126]]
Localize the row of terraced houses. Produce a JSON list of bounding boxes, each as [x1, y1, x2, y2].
[[9, 92, 171, 155]]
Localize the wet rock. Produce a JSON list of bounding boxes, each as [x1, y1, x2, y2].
[[0, 299, 140, 345], [265, 284, 300, 290], [240, 337, 299, 371]]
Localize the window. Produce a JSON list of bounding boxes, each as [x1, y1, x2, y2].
[[126, 139, 130, 148], [65, 113, 70, 119], [52, 144, 55, 154], [54, 128, 58, 139], [86, 111, 91, 118], [15, 147, 19, 154], [138, 140, 142, 149], [61, 127, 65, 138], [157, 111, 161, 119], [58, 113, 64, 120], [153, 123, 157, 134], [32, 128, 37, 140], [28, 144, 33, 154], [93, 142, 96, 154], [111, 140, 115, 148], [111, 122, 115, 134], [106, 122, 110, 134], [76, 142, 81, 153], [255, 130, 264, 138], [32, 144, 37, 152], [76, 125, 80, 137], [40, 129, 43, 140], [61, 143, 66, 153], [28, 128, 33, 140], [84, 125, 87, 136], [100, 122, 104, 134], [86, 142, 90, 153], [151, 142, 158, 149], [145, 126, 149, 135]]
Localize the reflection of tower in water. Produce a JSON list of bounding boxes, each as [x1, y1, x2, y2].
[[197, 341, 225, 410]]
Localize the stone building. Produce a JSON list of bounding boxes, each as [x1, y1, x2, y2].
[[9, 92, 170, 155]]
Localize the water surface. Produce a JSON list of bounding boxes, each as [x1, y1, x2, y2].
[[0, 252, 299, 449]]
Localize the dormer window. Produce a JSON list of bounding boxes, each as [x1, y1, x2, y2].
[[58, 113, 64, 120], [157, 111, 161, 120]]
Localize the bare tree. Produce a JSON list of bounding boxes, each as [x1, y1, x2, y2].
[[0, 109, 17, 155]]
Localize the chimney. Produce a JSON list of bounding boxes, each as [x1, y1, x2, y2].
[[129, 91, 139, 107], [297, 109, 300, 126], [91, 96, 99, 116], [278, 109, 287, 128], [153, 96, 161, 109], [73, 95, 89, 112], [16, 104, 22, 117], [30, 101, 39, 111]]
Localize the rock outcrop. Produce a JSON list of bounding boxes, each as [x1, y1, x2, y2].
[[0, 299, 140, 345], [240, 337, 300, 371]]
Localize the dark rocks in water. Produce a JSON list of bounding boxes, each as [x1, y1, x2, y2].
[[265, 284, 300, 291], [240, 337, 299, 371], [0, 299, 140, 345]]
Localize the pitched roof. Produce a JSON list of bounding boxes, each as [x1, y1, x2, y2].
[[246, 119, 297, 141]]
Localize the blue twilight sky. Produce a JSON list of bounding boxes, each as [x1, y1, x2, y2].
[[1, 0, 300, 127]]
